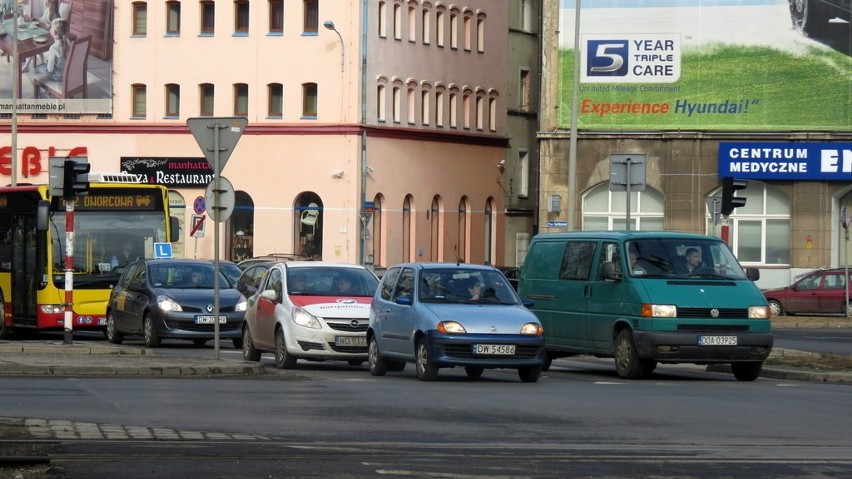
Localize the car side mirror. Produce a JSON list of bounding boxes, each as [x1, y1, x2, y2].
[[602, 261, 622, 281], [522, 298, 535, 308], [395, 295, 412, 306], [260, 289, 277, 302], [746, 267, 760, 281]]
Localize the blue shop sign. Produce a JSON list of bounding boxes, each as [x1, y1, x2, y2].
[[718, 142, 852, 181]]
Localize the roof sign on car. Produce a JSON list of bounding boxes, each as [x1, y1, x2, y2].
[[154, 243, 173, 259]]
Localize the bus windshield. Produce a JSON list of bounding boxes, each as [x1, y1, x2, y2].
[[50, 210, 169, 289]]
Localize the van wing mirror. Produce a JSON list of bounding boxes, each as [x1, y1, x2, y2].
[[746, 267, 760, 281], [602, 261, 622, 281]]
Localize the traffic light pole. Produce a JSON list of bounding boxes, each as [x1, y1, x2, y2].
[[63, 198, 75, 345]]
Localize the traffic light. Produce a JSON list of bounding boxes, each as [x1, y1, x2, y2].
[[63, 158, 91, 199], [720, 176, 747, 216], [48, 157, 65, 197]]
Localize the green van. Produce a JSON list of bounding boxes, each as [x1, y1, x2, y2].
[[518, 231, 773, 381]]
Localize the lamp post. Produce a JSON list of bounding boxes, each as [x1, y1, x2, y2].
[[323, 20, 345, 72]]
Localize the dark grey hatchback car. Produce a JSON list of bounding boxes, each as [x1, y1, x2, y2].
[[106, 259, 247, 348]]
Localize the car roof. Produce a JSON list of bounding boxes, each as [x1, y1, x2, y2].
[[389, 262, 499, 272], [531, 231, 724, 242], [280, 261, 371, 271], [140, 258, 216, 267]]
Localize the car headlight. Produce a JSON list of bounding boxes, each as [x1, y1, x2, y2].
[[641, 304, 677, 317], [749, 306, 770, 319], [292, 307, 321, 329], [156, 295, 182, 312], [520, 322, 543, 336], [437, 321, 466, 334], [235, 296, 247, 312]]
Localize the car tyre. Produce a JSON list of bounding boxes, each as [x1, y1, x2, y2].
[[614, 329, 646, 379], [790, 0, 828, 37], [464, 366, 484, 378], [274, 328, 297, 369], [143, 314, 161, 348], [368, 336, 387, 376], [518, 365, 541, 383], [541, 354, 553, 372], [242, 324, 262, 362], [415, 338, 438, 381], [106, 310, 123, 345], [731, 361, 763, 381], [768, 300, 784, 317]]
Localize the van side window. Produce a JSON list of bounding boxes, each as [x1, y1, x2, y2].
[[559, 241, 596, 280]]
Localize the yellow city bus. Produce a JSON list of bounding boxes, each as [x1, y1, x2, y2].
[[0, 178, 179, 338]]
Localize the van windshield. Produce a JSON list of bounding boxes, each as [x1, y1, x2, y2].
[[626, 239, 748, 280]]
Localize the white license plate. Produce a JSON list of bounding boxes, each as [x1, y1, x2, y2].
[[194, 315, 227, 325], [473, 344, 516, 355], [697, 335, 737, 346], [336, 336, 366, 346]]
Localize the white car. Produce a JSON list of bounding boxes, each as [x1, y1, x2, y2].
[[241, 262, 380, 368]]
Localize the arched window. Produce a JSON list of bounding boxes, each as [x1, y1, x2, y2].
[[484, 198, 495, 265], [582, 183, 665, 230], [229, 191, 255, 261], [458, 196, 469, 262], [430, 195, 442, 261], [708, 181, 791, 265], [371, 194, 384, 266], [295, 193, 323, 259], [402, 195, 414, 262]]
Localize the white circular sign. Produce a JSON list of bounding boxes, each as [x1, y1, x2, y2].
[[204, 176, 235, 222]]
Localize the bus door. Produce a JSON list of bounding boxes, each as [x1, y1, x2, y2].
[[10, 215, 39, 326]]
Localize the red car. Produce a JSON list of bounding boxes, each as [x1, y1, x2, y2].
[[763, 268, 852, 316]]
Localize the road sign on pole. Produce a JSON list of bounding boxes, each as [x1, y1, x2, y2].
[[187, 117, 248, 174], [190, 214, 206, 238], [204, 177, 235, 222]]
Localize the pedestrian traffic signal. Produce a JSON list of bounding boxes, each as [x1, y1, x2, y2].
[[720, 176, 747, 216], [63, 158, 91, 199]]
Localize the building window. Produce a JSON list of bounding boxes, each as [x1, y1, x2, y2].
[[462, 93, 471, 129], [463, 14, 471, 51], [378, 1, 387, 37], [484, 198, 495, 265], [421, 8, 430, 44], [303, 0, 318, 33], [430, 196, 442, 261], [393, 3, 402, 40], [475, 95, 484, 130], [518, 149, 529, 198], [200, 83, 214, 116], [407, 86, 415, 124], [268, 83, 283, 117], [521, 0, 533, 32], [269, 0, 283, 34], [421, 90, 429, 125], [200, 1, 214, 34], [449, 11, 458, 49], [403, 195, 413, 262], [435, 90, 444, 127], [377, 85, 387, 122], [458, 197, 468, 262], [302, 82, 317, 117], [166, 1, 181, 35], [392, 86, 401, 123], [234, 83, 249, 116], [476, 16, 485, 52], [165, 84, 180, 117], [520, 68, 531, 112], [488, 97, 497, 132], [370, 194, 384, 266], [582, 183, 665, 231], [708, 181, 791, 265], [234, 1, 249, 34], [132, 84, 146, 118], [449, 92, 457, 128], [408, 4, 416, 42], [435, 10, 444, 47], [132, 2, 147, 36]]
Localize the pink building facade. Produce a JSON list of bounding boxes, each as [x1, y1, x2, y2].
[[1, 0, 510, 271]]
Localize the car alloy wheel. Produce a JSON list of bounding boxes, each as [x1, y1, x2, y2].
[[368, 336, 387, 376], [274, 328, 297, 369], [415, 338, 438, 381]]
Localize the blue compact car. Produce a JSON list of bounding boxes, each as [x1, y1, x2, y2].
[[367, 263, 545, 382]]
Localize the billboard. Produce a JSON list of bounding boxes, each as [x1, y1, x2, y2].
[[0, 0, 113, 114], [558, 0, 852, 131]]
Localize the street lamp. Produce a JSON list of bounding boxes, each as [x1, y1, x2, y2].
[[323, 20, 344, 72]]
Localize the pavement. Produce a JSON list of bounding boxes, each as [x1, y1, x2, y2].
[[0, 316, 850, 382]]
